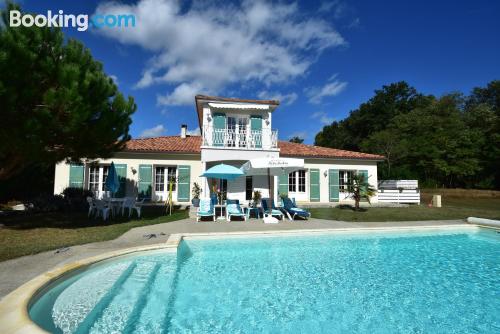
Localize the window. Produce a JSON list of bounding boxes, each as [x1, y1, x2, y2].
[[288, 170, 306, 193], [155, 166, 177, 192], [246, 176, 253, 200], [167, 167, 177, 191], [155, 167, 165, 192], [339, 170, 355, 191], [101, 166, 109, 191], [298, 170, 306, 192], [89, 166, 100, 192], [288, 172, 296, 192]]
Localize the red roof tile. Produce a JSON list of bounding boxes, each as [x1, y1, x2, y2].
[[124, 136, 202, 153], [278, 141, 384, 160], [124, 136, 383, 160]]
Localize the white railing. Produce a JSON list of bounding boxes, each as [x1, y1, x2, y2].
[[202, 126, 278, 150]]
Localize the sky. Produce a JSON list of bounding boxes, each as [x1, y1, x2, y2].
[[11, 0, 500, 143]]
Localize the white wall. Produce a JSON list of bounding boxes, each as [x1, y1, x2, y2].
[[302, 158, 379, 204], [54, 153, 202, 203]]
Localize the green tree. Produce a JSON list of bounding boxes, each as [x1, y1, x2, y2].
[[464, 81, 500, 188], [346, 173, 376, 211], [289, 136, 304, 144], [0, 4, 136, 181], [315, 81, 431, 150]]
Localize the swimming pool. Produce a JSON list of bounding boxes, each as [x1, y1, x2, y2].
[[29, 228, 500, 333]]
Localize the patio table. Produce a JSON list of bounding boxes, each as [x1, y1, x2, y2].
[[214, 204, 226, 220], [103, 198, 125, 218], [244, 206, 262, 219]]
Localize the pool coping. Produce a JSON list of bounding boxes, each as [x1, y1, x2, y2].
[[0, 223, 496, 333]]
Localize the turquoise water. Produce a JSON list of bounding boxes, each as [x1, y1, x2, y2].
[[30, 229, 500, 333]]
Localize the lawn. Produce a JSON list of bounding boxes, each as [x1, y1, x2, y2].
[[0, 206, 188, 262], [309, 197, 500, 222]]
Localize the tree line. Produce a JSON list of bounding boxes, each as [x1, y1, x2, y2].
[[314, 81, 500, 189]]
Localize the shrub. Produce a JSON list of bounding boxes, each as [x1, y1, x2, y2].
[[62, 187, 94, 211], [30, 194, 66, 212]]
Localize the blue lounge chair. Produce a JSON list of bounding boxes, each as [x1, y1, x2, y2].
[[261, 198, 284, 220], [226, 202, 247, 221], [196, 198, 215, 222], [282, 197, 311, 220]]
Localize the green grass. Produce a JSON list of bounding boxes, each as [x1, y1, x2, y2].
[[0, 206, 188, 262], [309, 198, 500, 222]]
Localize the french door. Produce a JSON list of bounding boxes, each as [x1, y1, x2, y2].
[[227, 116, 248, 148]]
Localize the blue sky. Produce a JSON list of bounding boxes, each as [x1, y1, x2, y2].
[[14, 0, 500, 143]]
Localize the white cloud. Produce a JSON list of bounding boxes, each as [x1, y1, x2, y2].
[[257, 91, 298, 105], [94, 0, 345, 106], [140, 124, 166, 137], [186, 127, 201, 136], [109, 74, 119, 86], [311, 111, 334, 125], [305, 76, 347, 104]]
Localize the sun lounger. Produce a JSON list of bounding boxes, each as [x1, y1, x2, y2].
[[197, 198, 215, 222]]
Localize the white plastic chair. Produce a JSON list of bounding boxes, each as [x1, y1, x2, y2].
[[94, 200, 110, 221], [120, 197, 136, 217], [86, 197, 97, 218], [129, 199, 144, 218]]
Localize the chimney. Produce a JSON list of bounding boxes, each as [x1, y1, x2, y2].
[[180, 124, 187, 138]]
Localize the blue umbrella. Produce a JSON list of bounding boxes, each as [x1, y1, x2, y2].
[[201, 163, 244, 180], [105, 162, 120, 196]]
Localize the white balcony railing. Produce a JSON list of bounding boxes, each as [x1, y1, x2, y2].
[[202, 126, 278, 150]]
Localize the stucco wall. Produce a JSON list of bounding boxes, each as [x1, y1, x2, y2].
[[54, 153, 202, 203]]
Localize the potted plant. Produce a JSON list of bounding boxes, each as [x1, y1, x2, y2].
[[252, 190, 262, 208], [191, 182, 202, 207], [279, 192, 288, 205]]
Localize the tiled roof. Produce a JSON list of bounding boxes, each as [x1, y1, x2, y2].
[[124, 136, 384, 160], [124, 136, 202, 153], [278, 141, 384, 160]]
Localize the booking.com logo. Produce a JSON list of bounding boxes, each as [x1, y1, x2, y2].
[[9, 10, 136, 32]]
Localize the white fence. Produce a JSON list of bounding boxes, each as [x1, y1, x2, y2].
[[377, 180, 420, 204]]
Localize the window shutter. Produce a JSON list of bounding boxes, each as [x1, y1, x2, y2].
[[69, 164, 84, 189], [138, 165, 152, 200], [177, 165, 191, 202], [212, 113, 226, 147], [278, 172, 288, 196], [359, 170, 369, 192], [250, 115, 262, 148], [329, 169, 339, 202], [114, 164, 127, 198], [309, 169, 320, 202]]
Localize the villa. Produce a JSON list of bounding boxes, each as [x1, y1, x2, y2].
[[53, 95, 383, 205]]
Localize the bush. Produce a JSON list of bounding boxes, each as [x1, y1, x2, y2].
[[62, 187, 94, 211], [30, 194, 66, 212]]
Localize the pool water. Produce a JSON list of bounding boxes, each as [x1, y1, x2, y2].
[[30, 229, 500, 333]]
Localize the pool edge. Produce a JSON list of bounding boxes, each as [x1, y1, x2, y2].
[[0, 223, 495, 333]]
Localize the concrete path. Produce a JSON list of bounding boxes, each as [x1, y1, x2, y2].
[[0, 217, 466, 299]]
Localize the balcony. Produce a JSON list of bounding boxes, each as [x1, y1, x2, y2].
[[202, 126, 278, 150]]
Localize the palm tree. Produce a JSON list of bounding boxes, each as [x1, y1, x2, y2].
[[346, 174, 377, 211]]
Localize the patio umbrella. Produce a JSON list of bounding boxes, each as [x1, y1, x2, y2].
[[240, 158, 304, 199], [105, 162, 120, 196], [201, 163, 244, 180]]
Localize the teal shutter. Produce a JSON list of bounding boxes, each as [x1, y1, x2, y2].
[[138, 165, 152, 200], [250, 115, 262, 148], [359, 170, 369, 192], [278, 172, 288, 196], [329, 169, 339, 202], [212, 113, 226, 147], [69, 164, 84, 189], [114, 164, 127, 197], [177, 165, 191, 202], [309, 169, 320, 202]]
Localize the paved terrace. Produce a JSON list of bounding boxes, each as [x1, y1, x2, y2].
[[0, 218, 467, 299]]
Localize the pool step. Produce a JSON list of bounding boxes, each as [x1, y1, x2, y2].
[[85, 260, 161, 334], [53, 260, 134, 334], [130, 256, 179, 334]]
